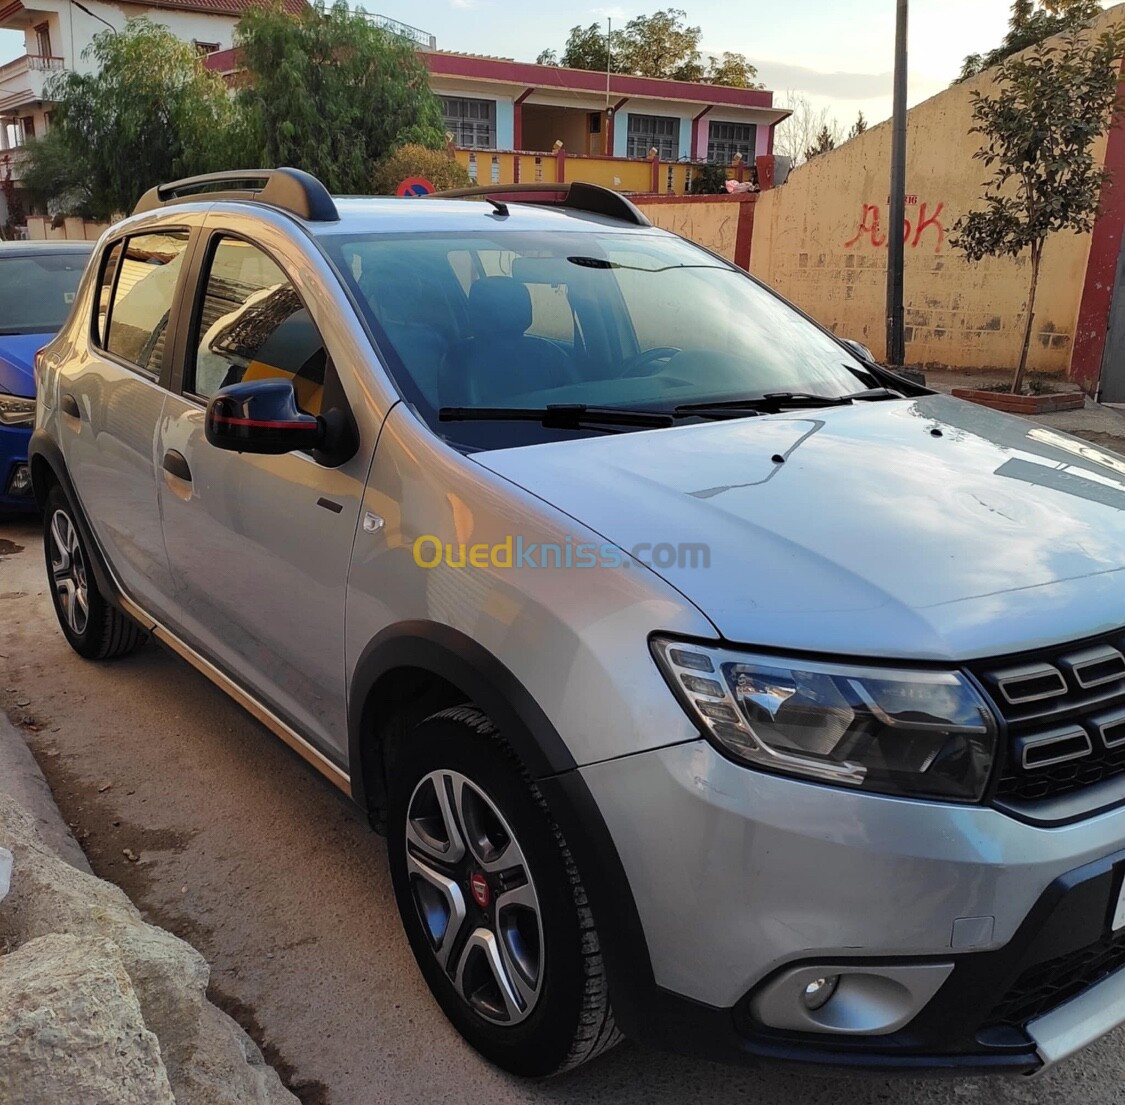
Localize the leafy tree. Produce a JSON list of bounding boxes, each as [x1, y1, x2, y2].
[[21, 19, 235, 220], [234, 1, 445, 195], [804, 124, 837, 161], [705, 52, 760, 88], [536, 9, 759, 86], [847, 110, 868, 139], [616, 9, 703, 80], [960, 0, 1102, 79], [371, 144, 471, 194], [952, 26, 1125, 393]]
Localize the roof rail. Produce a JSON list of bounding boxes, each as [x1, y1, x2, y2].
[[421, 181, 651, 228], [132, 167, 339, 222]]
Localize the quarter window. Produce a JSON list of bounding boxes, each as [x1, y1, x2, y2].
[[188, 236, 330, 418], [100, 231, 190, 376]]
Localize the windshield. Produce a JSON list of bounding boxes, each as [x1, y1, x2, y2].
[[0, 251, 89, 335], [320, 229, 877, 448]]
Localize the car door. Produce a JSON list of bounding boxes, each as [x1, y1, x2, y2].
[[58, 226, 194, 620], [157, 224, 374, 763]]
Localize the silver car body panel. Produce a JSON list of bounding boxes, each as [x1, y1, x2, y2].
[[581, 739, 1125, 1008], [346, 403, 712, 767], [478, 394, 1125, 661]]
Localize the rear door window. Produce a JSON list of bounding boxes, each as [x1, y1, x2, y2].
[[99, 231, 190, 377]]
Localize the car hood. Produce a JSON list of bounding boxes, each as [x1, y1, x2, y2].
[[0, 332, 49, 397], [475, 394, 1125, 662]]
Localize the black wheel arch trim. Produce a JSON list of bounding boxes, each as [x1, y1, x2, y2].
[[348, 620, 658, 1038], [29, 429, 121, 609]]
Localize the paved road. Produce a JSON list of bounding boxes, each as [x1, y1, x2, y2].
[[2, 517, 1123, 1105]]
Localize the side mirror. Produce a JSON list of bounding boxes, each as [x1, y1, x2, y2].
[[205, 378, 323, 455]]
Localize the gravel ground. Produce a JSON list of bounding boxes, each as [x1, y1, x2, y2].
[[2, 485, 1125, 1103]]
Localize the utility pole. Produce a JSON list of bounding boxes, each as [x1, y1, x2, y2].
[[886, 0, 908, 366]]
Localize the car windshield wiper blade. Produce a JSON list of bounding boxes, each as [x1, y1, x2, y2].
[[676, 386, 906, 416], [439, 404, 675, 429], [676, 392, 852, 414]]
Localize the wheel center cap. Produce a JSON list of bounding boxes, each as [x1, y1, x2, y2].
[[469, 871, 490, 909]]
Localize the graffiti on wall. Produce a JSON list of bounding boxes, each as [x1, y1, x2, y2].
[[844, 198, 946, 253]]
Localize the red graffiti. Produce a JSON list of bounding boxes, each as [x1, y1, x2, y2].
[[844, 201, 946, 253]]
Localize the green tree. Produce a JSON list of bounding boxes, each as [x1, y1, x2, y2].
[[616, 9, 703, 80], [804, 124, 837, 161], [952, 25, 1125, 393], [540, 9, 759, 82], [20, 19, 235, 220], [960, 0, 1102, 79], [705, 52, 760, 88], [847, 110, 868, 139], [234, 1, 445, 195]]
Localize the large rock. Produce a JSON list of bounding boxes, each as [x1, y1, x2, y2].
[[0, 783, 299, 1105], [0, 932, 176, 1105]]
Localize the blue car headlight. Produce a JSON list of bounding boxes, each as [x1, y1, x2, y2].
[[652, 637, 997, 801]]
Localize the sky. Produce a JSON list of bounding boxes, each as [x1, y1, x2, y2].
[[0, 1, 1101, 128]]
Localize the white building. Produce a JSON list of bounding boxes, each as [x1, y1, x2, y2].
[[0, 0, 303, 221]]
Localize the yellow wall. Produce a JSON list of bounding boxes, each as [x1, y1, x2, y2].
[[636, 200, 745, 264], [750, 7, 1124, 371]]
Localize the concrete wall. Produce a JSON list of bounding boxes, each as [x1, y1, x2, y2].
[[749, 6, 1125, 373], [25, 214, 108, 239], [634, 194, 756, 269]]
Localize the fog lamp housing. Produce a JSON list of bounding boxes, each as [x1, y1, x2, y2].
[[5, 463, 32, 497]]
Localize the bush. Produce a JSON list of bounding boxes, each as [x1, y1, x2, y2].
[[688, 162, 730, 195], [371, 145, 472, 195]]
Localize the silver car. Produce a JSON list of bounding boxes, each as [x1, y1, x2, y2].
[[30, 169, 1125, 1078]]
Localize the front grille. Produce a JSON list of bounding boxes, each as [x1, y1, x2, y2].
[[986, 929, 1125, 1028], [973, 633, 1125, 803]]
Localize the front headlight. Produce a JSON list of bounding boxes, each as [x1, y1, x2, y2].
[[652, 637, 997, 801], [0, 394, 35, 428]]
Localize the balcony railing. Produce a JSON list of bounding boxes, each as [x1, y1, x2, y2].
[[362, 12, 436, 50], [27, 55, 65, 72], [453, 147, 756, 196]]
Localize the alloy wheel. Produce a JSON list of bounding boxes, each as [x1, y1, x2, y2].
[[49, 508, 89, 637], [405, 769, 545, 1025]]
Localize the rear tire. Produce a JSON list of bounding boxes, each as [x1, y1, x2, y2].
[[43, 484, 144, 660], [387, 706, 621, 1077]]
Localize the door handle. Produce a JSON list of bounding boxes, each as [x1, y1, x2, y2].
[[162, 450, 192, 483], [61, 393, 80, 419]]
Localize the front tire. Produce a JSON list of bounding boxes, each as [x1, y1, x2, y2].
[[44, 484, 144, 660], [387, 706, 620, 1076]]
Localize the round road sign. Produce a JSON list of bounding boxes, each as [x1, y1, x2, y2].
[[396, 176, 435, 197]]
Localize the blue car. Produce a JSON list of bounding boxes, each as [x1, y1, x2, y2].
[[0, 240, 93, 512]]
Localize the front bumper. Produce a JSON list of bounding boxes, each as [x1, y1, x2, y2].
[[580, 740, 1125, 1073], [0, 423, 34, 510]]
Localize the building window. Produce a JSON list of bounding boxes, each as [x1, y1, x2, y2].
[[626, 113, 680, 160], [440, 96, 496, 149], [34, 22, 51, 59], [21, 116, 35, 141], [707, 121, 756, 164], [193, 40, 220, 56]]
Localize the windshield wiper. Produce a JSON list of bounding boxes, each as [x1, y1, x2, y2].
[[439, 404, 675, 430], [676, 386, 904, 416]]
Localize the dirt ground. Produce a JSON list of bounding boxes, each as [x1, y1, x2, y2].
[[3, 430, 1125, 1105]]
